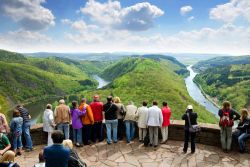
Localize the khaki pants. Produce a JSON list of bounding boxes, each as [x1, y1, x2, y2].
[[0, 150, 15, 162], [138, 128, 147, 141], [149, 126, 159, 146], [161, 126, 168, 142], [220, 127, 232, 150]]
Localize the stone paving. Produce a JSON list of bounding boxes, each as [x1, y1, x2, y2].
[[16, 140, 250, 167]]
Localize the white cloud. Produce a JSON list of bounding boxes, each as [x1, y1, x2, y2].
[[0, 29, 52, 51], [188, 16, 195, 22], [80, 0, 164, 31], [210, 0, 250, 22], [0, 0, 55, 31], [180, 6, 193, 16]]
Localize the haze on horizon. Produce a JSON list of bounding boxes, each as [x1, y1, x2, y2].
[[0, 0, 250, 55]]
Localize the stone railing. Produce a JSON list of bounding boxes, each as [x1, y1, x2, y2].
[[30, 120, 249, 150]]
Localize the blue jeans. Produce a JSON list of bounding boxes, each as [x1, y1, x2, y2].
[[238, 133, 250, 151], [57, 123, 69, 139], [125, 121, 135, 143], [73, 128, 82, 144], [105, 119, 118, 144], [22, 121, 33, 149], [13, 133, 22, 150]]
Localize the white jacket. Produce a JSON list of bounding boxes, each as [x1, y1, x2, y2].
[[147, 105, 163, 127], [137, 106, 148, 128], [43, 109, 54, 132]]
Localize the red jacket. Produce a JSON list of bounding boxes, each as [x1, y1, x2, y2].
[[162, 106, 171, 127], [90, 101, 103, 122]]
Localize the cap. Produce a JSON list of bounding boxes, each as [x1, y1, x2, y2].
[[187, 105, 193, 110]]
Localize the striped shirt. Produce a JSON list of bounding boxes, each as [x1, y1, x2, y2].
[[18, 107, 30, 123]]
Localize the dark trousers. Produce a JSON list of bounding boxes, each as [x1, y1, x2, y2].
[[92, 122, 103, 142], [118, 119, 124, 140], [82, 124, 92, 145], [183, 130, 196, 152]]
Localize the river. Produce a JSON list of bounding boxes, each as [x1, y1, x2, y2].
[[92, 75, 110, 89], [185, 65, 219, 116]]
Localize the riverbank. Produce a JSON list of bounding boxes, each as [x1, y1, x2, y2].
[[193, 79, 221, 109]]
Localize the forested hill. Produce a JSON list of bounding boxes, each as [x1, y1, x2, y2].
[[0, 50, 99, 114], [193, 55, 250, 72], [194, 59, 250, 111], [82, 57, 217, 123]]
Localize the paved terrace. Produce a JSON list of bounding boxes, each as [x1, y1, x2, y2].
[[16, 140, 250, 167]]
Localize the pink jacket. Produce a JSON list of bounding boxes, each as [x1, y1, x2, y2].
[[162, 106, 171, 127]]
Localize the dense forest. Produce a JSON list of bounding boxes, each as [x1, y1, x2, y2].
[[194, 56, 250, 111]]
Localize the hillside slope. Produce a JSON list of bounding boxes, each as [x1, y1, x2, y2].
[[83, 58, 217, 123], [0, 50, 98, 114], [193, 55, 250, 72], [194, 64, 250, 111]]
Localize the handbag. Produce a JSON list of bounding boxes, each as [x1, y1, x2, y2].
[[143, 130, 150, 147], [187, 113, 201, 133]]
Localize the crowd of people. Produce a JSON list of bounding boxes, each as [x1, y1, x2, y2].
[[0, 95, 249, 167]]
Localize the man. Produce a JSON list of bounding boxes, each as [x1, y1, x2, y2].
[[79, 98, 94, 145], [54, 99, 71, 139], [124, 101, 137, 143], [103, 96, 118, 145], [147, 101, 163, 147], [90, 95, 104, 143], [44, 130, 70, 167], [16, 105, 33, 152], [137, 101, 149, 142]]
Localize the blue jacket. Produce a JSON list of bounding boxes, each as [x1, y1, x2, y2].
[[44, 144, 70, 167], [10, 117, 23, 135]]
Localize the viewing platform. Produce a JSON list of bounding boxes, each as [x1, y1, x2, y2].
[[15, 120, 250, 167]]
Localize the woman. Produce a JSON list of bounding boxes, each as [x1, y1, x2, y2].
[[43, 104, 55, 146], [161, 101, 171, 144], [10, 110, 23, 156], [71, 101, 86, 147], [63, 139, 86, 167], [114, 97, 126, 140], [218, 101, 240, 152], [236, 109, 250, 153], [0, 108, 9, 134], [182, 105, 197, 154]]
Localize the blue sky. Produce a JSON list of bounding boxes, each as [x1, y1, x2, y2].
[[0, 0, 249, 55]]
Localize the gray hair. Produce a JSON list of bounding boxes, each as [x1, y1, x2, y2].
[[59, 99, 65, 104]]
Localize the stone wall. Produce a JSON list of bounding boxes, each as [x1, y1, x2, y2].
[[30, 120, 249, 150]]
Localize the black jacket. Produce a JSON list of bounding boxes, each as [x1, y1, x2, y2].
[[182, 110, 198, 130], [104, 102, 118, 120], [237, 118, 250, 134]]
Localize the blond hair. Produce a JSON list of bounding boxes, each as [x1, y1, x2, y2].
[[62, 139, 73, 149], [114, 96, 121, 103], [240, 108, 249, 122]]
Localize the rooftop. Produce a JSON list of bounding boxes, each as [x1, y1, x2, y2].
[[15, 140, 250, 167]]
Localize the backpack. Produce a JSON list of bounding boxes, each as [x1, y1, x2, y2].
[[0, 115, 6, 133], [219, 110, 234, 127], [68, 150, 87, 167]]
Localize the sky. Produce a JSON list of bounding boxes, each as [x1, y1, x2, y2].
[[0, 0, 250, 55]]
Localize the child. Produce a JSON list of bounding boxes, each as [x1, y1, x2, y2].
[[10, 110, 23, 156]]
